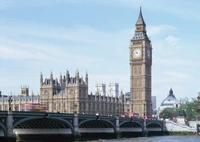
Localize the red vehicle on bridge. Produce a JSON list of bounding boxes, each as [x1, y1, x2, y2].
[[22, 103, 47, 112], [129, 112, 139, 118]]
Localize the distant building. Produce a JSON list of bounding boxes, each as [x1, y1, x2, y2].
[[21, 86, 29, 96], [125, 92, 130, 102], [124, 92, 130, 115], [152, 96, 156, 110], [95, 83, 106, 96], [158, 88, 179, 115], [95, 82, 120, 97], [0, 88, 40, 111], [108, 82, 119, 97]]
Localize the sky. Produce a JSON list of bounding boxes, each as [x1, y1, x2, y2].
[[0, 0, 200, 108]]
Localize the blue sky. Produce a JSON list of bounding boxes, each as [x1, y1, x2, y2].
[[0, 0, 200, 108]]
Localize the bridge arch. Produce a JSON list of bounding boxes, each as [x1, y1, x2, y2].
[[79, 119, 116, 132], [13, 116, 74, 134], [120, 121, 143, 129], [146, 122, 162, 128], [0, 122, 6, 136]]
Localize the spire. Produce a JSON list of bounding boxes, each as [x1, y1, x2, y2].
[[60, 72, 62, 84], [169, 88, 175, 97], [136, 6, 146, 26], [85, 70, 88, 85], [50, 70, 53, 78], [40, 71, 43, 77], [40, 71, 43, 86]]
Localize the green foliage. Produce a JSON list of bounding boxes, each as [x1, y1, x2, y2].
[[178, 97, 198, 121], [159, 97, 199, 121], [159, 107, 179, 119]]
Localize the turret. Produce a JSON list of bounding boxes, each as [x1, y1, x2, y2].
[[76, 69, 79, 84], [40, 71, 43, 86], [50, 71, 53, 86], [66, 70, 69, 84], [85, 71, 88, 85], [60, 72, 62, 85]]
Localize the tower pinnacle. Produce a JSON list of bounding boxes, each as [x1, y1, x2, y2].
[[136, 6, 146, 26]]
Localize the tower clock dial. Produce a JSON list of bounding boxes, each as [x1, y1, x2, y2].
[[147, 49, 150, 58], [133, 48, 142, 58]]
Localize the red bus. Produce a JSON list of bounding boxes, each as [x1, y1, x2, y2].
[[129, 112, 139, 118], [22, 103, 47, 112]]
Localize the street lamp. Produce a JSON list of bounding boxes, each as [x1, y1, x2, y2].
[[74, 103, 78, 114], [116, 107, 119, 117], [8, 96, 13, 111]]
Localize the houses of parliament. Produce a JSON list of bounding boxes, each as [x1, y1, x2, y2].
[[0, 7, 152, 117]]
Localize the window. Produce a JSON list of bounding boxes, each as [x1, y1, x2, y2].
[[53, 103, 56, 110]]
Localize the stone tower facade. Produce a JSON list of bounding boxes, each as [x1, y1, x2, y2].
[[40, 70, 88, 114], [129, 7, 152, 117], [21, 86, 29, 96]]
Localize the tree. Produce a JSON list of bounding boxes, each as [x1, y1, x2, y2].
[[178, 97, 198, 120], [159, 107, 179, 119]]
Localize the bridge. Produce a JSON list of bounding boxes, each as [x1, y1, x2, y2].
[[0, 111, 163, 141]]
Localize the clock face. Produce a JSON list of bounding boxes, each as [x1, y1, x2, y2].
[[147, 49, 151, 58], [133, 48, 142, 58]]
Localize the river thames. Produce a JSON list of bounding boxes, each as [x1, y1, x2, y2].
[[90, 136, 200, 142]]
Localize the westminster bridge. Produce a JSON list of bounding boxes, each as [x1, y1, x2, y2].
[[0, 111, 163, 141]]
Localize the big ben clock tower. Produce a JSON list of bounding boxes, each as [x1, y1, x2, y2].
[[130, 7, 152, 117]]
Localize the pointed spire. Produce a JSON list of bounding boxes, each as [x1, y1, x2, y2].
[[86, 70, 88, 76], [169, 88, 173, 95], [50, 70, 53, 78], [136, 6, 146, 26]]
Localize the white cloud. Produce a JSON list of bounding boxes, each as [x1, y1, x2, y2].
[[163, 72, 190, 80], [147, 25, 176, 37], [0, 0, 15, 9], [153, 71, 194, 84], [154, 57, 196, 66], [0, 46, 51, 61], [1, 0, 200, 20], [166, 35, 180, 46]]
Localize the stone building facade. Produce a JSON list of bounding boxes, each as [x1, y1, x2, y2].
[[39, 71, 125, 115], [0, 71, 125, 116], [0, 87, 40, 111]]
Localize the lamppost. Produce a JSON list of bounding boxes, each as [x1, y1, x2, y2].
[[8, 96, 12, 111], [116, 107, 119, 117], [14, 105, 18, 111], [74, 103, 78, 114]]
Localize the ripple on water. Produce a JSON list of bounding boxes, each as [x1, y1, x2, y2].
[[98, 136, 200, 142]]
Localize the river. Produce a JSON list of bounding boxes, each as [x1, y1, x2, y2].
[[89, 136, 200, 142]]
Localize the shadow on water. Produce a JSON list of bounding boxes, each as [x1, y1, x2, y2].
[[16, 134, 73, 142]]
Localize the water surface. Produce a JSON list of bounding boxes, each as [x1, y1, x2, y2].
[[91, 136, 200, 142]]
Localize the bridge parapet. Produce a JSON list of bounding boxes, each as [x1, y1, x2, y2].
[[0, 111, 164, 139]]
